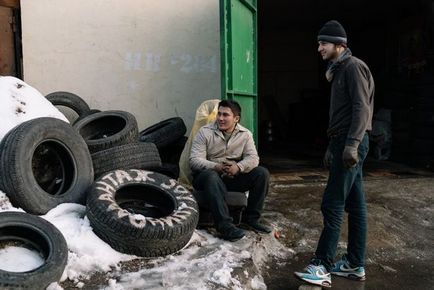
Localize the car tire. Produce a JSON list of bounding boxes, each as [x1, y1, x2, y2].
[[158, 136, 188, 164], [45, 91, 91, 121], [73, 110, 139, 153], [91, 142, 162, 178], [139, 117, 187, 149], [0, 211, 68, 290], [86, 169, 199, 257], [0, 117, 94, 214]]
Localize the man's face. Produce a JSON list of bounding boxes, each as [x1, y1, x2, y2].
[[318, 41, 339, 61], [217, 106, 239, 132]]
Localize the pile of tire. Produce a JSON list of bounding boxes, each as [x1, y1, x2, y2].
[[49, 91, 198, 256], [60, 92, 198, 256], [0, 90, 198, 287], [0, 91, 96, 288]]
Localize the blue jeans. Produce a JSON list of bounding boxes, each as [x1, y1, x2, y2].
[[313, 133, 369, 271]]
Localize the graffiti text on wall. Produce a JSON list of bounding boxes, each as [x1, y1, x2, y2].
[[125, 52, 217, 74]]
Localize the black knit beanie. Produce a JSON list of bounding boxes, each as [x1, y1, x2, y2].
[[317, 20, 347, 44]]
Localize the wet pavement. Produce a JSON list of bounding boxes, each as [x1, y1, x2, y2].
[[261, 153, 434, 290]]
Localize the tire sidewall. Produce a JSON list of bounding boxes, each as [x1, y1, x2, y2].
[[87, 169, 198, 256], [0, 118, 93, 214], [0, 212, 68, 290], [73, 110, 138, 152]]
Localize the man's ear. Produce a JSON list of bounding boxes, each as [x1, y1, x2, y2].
[[235, 116, 240, 123]]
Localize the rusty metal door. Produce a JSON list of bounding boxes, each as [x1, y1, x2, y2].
[[0, 6, 16, 76], [0, 0, 20, 77]]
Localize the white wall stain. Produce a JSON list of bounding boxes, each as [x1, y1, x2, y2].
[[125, 52, 142, 71], [145, 53, 161, 72]]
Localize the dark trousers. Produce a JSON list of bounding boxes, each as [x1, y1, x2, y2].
[[313, 133, 369, 271], [192, 166, 269, 230]]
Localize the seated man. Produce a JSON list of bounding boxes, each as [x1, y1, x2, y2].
[[189, 100, 271, 241]]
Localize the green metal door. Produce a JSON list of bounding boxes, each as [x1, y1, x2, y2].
[[220, 0, 258, 141]]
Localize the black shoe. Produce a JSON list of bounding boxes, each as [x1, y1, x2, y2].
[[218, 224, 245, 242], [240, 221, 272, 234]]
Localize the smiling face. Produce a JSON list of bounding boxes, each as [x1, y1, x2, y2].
[[318, 41, 340, 61], [217, 106, 240, 133]]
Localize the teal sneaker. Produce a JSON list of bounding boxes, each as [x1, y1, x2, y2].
[[331, 256, 366, 281], [294, 264, 331, 288]]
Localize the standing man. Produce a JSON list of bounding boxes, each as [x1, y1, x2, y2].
[[190, 100, 271, 242], [294, 20, 374, 288]]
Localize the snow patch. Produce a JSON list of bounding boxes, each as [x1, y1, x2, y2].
[[0, 76, 68, 141]]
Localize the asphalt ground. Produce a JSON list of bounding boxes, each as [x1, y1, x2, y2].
[[261, 154, 434, 290]]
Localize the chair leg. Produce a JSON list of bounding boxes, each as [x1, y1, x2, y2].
[[230, 206, 246, 226]]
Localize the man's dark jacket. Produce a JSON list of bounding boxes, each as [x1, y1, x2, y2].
[[327, 56, 375, 147]]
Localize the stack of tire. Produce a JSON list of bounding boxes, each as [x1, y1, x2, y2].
[[0, 92, 93, 289], [64, 92, 198, 257], [72, 109, 162, 178], [0, 90, 198, 288]]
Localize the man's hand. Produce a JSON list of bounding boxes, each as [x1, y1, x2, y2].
[[342, 145, 358, 168], [222, 160, 240, 177], [214, 163, 225, 173], [323, 146, 333, 169]]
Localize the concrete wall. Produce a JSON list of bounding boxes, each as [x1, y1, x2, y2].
[[21, 0, 221, 131]]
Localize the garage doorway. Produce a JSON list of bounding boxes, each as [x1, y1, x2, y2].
[[258, 0, 434, 169]]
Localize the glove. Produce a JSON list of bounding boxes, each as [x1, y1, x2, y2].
[[323, 146, 333, 169], [342, 145, 358, 168]]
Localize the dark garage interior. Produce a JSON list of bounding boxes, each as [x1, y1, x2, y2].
[[258, 0, 434, 170]]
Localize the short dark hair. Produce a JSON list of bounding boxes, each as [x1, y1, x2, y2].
[[218, 100, 241, 119]]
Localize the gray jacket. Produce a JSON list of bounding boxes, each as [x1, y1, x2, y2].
[[328, 56, 375, 147], [189, 122, 259, 173]]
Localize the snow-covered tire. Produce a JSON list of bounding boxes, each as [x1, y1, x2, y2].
[[73, 110, 139, 153], [0, 211, 68, 290], [86, 169, 199, 257], [0, 117, 94, 214], [91, 142, 162, 178], [45, 91, 91, 118], [139, 117, 187, 149]]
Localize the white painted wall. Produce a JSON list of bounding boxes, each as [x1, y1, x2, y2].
[[20, 0, 221, 132]]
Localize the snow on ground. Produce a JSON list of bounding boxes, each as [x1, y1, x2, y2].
[[0, 191, 291, 289], [0, 76, 68, 141]]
